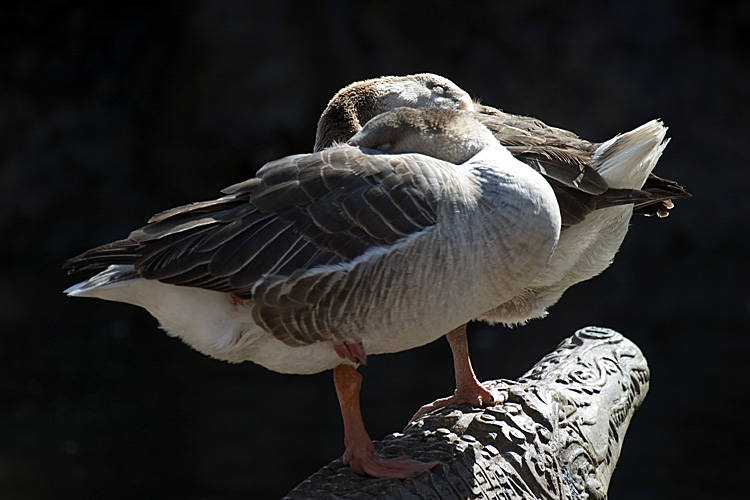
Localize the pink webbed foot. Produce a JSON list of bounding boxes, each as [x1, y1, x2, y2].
[[334, 364, 439, 478], [411, 324, 499, 422], [344, 446, 439, 478], [411, 383, 499, 422]]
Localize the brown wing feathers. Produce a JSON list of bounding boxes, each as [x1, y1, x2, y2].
[[64, 148, 441, 297]]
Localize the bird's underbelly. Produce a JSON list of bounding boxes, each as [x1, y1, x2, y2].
[[81, 216, 556, 375], [477, 205, 634, 326]]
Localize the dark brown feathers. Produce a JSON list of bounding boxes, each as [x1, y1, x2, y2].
[[64, 146, 443, 298], [314, 81, 383, 153]]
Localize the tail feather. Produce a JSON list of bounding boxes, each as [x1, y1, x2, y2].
[[634, 173, 691, 217], [65, 265, 139, 298], [593, 120, 669, 189]]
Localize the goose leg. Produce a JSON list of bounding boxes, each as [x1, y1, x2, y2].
[[411, 324, 498, 421], [333, 364, 438, 478], [333, 341, 367, 365]]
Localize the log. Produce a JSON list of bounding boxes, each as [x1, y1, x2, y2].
[[284, 327, 649, 499]]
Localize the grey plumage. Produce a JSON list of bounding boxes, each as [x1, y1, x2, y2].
[[65, 107, 561, 359], [62, 75, 687, 477], [65, 146, 444, 300]]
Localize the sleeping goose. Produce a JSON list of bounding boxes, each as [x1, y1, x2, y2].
[[64, 107, 561, 478], [313, 73, 475, 152], [312, 73, 689, 420]]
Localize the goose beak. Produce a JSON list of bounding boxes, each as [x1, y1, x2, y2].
[[347, 140, 357, 146], [457, 95, 475, 111]]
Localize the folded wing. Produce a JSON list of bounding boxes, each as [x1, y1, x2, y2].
[[64, 147, 445, 299]]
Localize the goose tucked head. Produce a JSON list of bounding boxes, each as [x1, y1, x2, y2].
[[314, 73, 474, 152], [348, 107, 501, 165]]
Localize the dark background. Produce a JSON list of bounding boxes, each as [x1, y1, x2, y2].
[[3, 1, 748, 499]]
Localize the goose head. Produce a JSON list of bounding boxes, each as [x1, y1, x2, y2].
[[348, 107, 500, 165], [315, 73, 474, 152]]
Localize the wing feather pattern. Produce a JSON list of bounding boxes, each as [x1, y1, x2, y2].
[[64, 146, 444, 299]]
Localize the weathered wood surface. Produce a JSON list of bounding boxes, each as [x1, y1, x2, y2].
[[285, 327, 649, 499]]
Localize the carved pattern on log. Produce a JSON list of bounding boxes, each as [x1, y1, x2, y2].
[[284, 327, 650, 499]]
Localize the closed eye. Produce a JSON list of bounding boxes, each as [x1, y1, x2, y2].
[[432, 85, 444, 96]]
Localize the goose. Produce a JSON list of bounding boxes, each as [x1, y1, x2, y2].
[[64, 106, 561, 478], [313, 73, 475, 152], [312, 74, 689, 420]]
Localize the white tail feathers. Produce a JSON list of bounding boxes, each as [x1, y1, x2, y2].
[[593, 119, 669, 189]]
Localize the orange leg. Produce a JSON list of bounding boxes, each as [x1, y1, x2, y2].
[[333, 364, 438, 478], [411, 324, 498, 421], [333, 341, 367, 365]]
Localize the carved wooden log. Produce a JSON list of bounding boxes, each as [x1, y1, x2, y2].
[[284, 327, 649, 499]]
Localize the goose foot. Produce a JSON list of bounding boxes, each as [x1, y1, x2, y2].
[[410, 386, 498, 421], [411, 324, 499, 421], [334, 364, 439, 478]]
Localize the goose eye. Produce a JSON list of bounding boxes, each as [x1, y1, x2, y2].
[[432, 85, 445, 96]]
